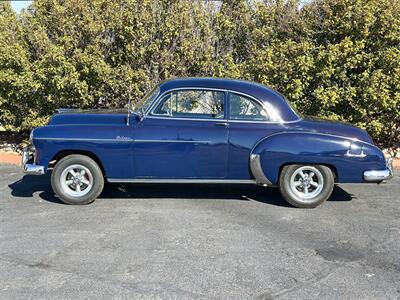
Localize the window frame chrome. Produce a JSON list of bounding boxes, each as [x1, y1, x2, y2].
[[144, 87, 293, 124], [148, 87, 227, 121], [227, 91, 273, 122]]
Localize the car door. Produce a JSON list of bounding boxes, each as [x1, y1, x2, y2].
[[226, 92, 285, 179], [133, 89, 229, 179]]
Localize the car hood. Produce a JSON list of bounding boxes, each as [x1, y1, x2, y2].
[[295, 116, 374, 144], [49, 108, 132, 125]]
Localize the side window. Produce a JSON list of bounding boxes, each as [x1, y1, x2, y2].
[[229, 93, 270, 121], [153, 90, 224, 119]]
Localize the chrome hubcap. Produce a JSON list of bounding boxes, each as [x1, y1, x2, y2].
[[290, 166, 324, 201], [60, 164, 93, 197]]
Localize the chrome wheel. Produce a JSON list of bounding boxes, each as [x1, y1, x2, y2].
[[289, 166, 324, 201], [60, 164, 93, 197]]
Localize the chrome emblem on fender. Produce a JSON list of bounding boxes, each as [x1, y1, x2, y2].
[[116, 136, 130, 140]]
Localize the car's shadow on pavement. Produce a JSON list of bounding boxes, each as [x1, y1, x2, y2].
[[8, 173, 354, 207]]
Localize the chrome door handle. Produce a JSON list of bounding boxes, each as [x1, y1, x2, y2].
[[215, 122, 229, 127]]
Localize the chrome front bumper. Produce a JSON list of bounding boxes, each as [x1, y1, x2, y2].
[[22, 147, 45, 175], [363, 158, 393, 182]]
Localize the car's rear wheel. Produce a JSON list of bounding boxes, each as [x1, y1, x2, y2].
[[279, 164, 334, 208], [51, 154, 104, 205]]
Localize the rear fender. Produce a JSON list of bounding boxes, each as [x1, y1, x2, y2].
[[250, 132, 386, 184]]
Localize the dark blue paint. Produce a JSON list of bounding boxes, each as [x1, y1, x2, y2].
[[133, 117, 229, 178], [31, 77, 387, 184], [252, 132, 385, 183]]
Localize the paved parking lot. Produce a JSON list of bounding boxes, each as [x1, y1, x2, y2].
[[1, 164, 399, 299]]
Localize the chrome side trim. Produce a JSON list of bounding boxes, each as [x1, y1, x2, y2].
[[145, 115, 228, 122], [249, 154, 272, 186], [33, 137, 210, 144], [227, 119, 301, 124], [107, 178, 256, 184], [33, 137, 133, 142], [134, 139, 210, 144]]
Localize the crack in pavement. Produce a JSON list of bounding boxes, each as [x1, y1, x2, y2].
[[255, 264, 339, 300]]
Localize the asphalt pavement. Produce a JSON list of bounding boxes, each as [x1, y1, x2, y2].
[[1, 164, 399, 299]]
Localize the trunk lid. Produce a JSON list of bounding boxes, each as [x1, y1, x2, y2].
[[297, 116, 374, 144]]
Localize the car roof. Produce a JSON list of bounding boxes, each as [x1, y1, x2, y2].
[[158, 77, 300, 122]]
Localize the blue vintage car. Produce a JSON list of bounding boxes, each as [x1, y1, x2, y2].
[[22, 78, 393, 207]]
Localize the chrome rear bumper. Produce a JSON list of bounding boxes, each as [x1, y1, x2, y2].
[[363, 158, 393, 182], [22, 147, 45, 175]]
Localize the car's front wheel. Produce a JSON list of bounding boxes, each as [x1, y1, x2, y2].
[[279, 164, 334, 208], [51, 154, 104, 205]]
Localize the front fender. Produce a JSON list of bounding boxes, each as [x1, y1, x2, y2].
[[31, 124, 134, 179], [251, 132, 386, 184]]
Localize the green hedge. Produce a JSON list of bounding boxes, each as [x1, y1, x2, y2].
[[0, 0, 399, 147]]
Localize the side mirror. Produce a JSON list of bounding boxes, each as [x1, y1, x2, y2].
[[127, 112, 143, 126], [134, 113, 143, 122]]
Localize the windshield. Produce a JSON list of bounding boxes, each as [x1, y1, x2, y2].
[[130, 85, 160, 116]]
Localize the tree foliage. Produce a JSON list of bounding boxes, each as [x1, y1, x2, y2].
[[0, 0, 399, 147]]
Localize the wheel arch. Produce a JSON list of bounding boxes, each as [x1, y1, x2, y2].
[[249, 131, 359, 184], [50, 150, 105, 176]]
